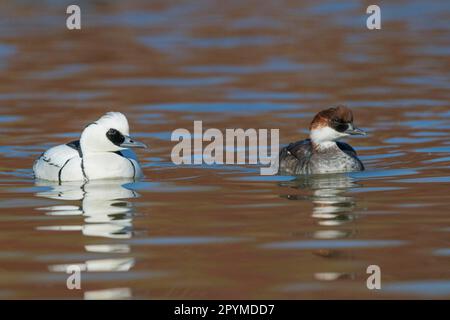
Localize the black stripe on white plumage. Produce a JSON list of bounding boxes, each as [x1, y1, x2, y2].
[[33, 112, 147, 182]]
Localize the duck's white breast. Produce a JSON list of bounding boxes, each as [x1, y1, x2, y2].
[[83, 152, 142, 180]]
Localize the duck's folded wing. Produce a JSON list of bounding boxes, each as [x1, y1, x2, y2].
[[279, 139, 313, 174], [33, 142, 81, 181], [336, 141, 357, 157]]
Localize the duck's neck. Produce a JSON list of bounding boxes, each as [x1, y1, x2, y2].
[[311, 140, 338, 151], [309, 127, 342, 152]]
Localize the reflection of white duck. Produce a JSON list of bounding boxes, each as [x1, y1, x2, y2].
[[36, 179, 138, 274], [36, 179, 138, 239], [33, 112, 147, 182]]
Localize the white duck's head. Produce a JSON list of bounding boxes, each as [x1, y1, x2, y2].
[[80, 112, 147, 153]]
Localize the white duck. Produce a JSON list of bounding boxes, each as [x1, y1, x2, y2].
[[33, 112, 147, 182]]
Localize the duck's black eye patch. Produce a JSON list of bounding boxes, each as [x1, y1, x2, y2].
[[106, 128, 125, 146], [332, 120, 349, 133]]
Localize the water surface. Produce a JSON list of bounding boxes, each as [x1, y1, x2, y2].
[[0, 1, 449, 299]]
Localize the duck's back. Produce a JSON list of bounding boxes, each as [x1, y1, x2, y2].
[[279, 139, 364, 175], [279, 139, 314, 175], [33, 141, 83, 182]]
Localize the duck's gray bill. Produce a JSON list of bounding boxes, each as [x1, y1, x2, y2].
[[120, 136, 148, 148], [345, 125, 366, 136]]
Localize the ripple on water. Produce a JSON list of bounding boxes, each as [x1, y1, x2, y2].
[[135, 102, 298, 113], [53, 132, 79, 138], [138, 34, 285, 51], [136, 113, 168, 125], [233, 175, 294, 182], [360, 152, 405, 161], [261, 239, 407, 250], [424, 156, 450, 164], [132, 131, 172, 141], [0, 43, 15, 70], [385, 137, 437, 144], [27, 64, 88, 80], [396, 75, 450, 88], [0, 115, 22, 123], [35, 270, 166, 283], [183, 57, 326, 74], [403, 120, 450, 130], [100, 76, 234, 87], [126, 236, 247, 246], [383, 281, 450, 297], [227, 89, 326, 101], [351, 186, 405, 193], [347, 99, 448, 109], [412, 131, 449, 137], [0, 91, 107, 101], [124, 181, 217, 192], [349, 169, 417, 180], [277, 112, 315, 119], [415, 146, 450, 153], [393, 176, 450, 183], [434, 248, 450, 257], [0, 145, 47, 158]]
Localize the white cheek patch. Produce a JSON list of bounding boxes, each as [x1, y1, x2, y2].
[[310, 126, 348, 144], [81, 124, 123, 153]]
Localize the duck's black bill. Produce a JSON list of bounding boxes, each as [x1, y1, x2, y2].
[[120, 136, 148, 148]]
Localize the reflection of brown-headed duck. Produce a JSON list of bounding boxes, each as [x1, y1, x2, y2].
[[279, 106, 366, 175]]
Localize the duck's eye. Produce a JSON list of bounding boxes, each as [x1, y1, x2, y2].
[[106, 128, 125, 146], [332, 120, 349, 133]]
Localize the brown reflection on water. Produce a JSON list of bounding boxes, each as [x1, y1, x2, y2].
[[0, 1, 450, 299]]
